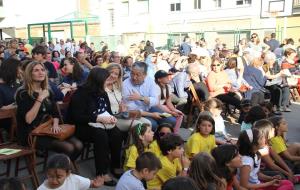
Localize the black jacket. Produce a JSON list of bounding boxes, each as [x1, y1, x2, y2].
[[68, 86, 112, 128]]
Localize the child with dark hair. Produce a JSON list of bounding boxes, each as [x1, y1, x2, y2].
[[124, 123, 154, 170], [0, 177, 25, 190], [237, 129, 293, 189], [254, 119, 298, 183], [185, 114, 216, 159], [147, 133, 189, 189], [238, 99, 252, 124], [161, 176, 198, 190], [260, 101, 281, 117], [38, 154, 104, 190], [189, 152, 225, 190], [269, 116, 300, 175], [116, 152, 162, 190], [240, 105, 267, 131], [211, 144, 244, 190]]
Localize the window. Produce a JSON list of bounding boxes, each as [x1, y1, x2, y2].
[[170, 3, 181, 11], [194, 0, 201, 9], [137, 0, 149, 14], [214, 0, 221, 8], [294, 0, 300, 7], [108, 9, 114, 28], [121, 1, 129, 16], [236, 0, 251, 5]]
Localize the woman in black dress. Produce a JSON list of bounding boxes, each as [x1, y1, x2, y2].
[[69, 67, 123, 186], [15, 61, 82, 161]]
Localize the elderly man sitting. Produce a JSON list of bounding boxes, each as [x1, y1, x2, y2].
[[122, 61, 176, 131]]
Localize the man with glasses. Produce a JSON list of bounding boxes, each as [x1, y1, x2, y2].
[[122, 61, 175, 131]]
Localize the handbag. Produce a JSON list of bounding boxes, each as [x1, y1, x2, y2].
[[31, 117, 75, 141]]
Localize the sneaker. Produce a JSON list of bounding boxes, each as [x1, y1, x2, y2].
[[278, 107, 284, 112], [283, 107, 292, 112]]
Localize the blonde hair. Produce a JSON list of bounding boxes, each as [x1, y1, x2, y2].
[[106, 63, 123, 89], [23, 61, 48, 97]]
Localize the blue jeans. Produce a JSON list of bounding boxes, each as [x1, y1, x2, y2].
[[145, 106, 177, 131]]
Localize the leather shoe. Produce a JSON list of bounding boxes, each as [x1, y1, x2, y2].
[[104, 179, 117, 186], [111, 168, 124, 179]]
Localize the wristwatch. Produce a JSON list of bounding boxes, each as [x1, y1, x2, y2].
[[140, 96, 145, 101]]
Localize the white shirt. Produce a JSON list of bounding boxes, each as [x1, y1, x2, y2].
[[214, 115, 227, 137], [122, 77, 159, 111], [238, 155, 261, 184], [106, 85, 122, 114], [38, 174, 90, 190], [156, 60, 171, 73]]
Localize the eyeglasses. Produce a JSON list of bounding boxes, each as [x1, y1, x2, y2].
[[212, 64, 221, 66], [251, 36, 257, 39]]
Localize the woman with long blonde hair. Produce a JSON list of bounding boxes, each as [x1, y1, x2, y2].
[[15, 61, 82, 161], [105, 63, 151, 132]]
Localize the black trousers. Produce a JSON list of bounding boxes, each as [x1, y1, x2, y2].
[[216, 92, 241, 109], [75, 125, 122, 175], [266, 85, 290, 108]]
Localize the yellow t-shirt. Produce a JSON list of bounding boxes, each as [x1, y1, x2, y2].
[[149, 140, 161, 157], [123, 145, 150, 171], [270, 136, 287, 154], [149, 140, 182, 169], [185, 133, 216, 158], [147, 155, 182, 189]]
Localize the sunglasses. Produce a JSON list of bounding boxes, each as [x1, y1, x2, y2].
[[251, 36, 257, 39], [159, 132, 170, 137], [212, 64, 221, 66]]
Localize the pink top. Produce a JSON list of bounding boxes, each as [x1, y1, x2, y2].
[[207, 70, 231, 97]]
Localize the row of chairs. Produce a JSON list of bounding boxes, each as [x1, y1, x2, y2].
[[0, 102, 142, 189]]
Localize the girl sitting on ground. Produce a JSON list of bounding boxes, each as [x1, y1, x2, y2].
[[189, 152, 226, 190], [237, 128, 293, 189], [124, 123, 154, 170], [38, 154, 104, 190], [269, 116, 300, 175], [211, 144, 246, 190], [254, 119, 299, 183], [185, 114, 216, 159]]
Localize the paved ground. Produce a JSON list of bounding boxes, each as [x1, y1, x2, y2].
[[1, 103, 300, 189]]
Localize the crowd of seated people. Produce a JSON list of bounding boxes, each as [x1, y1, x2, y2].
[[0, 34, 300, 190]]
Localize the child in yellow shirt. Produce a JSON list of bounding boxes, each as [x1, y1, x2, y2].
[[269, 116, 300, 174], [124, 123, 154, 171], [186, 114, 216, 159], [147, 133, 190, 190]]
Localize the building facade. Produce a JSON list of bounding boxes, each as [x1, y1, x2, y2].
[[97, 0, 299, 49]]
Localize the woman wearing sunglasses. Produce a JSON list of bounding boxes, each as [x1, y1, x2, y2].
[[207, 57, 241, 110], [249, 33, 270, 54]]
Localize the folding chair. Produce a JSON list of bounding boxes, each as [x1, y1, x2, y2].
[[0, 107, 39, 189], [187, 84, 203, 127], [56, 101, 69, 124]]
